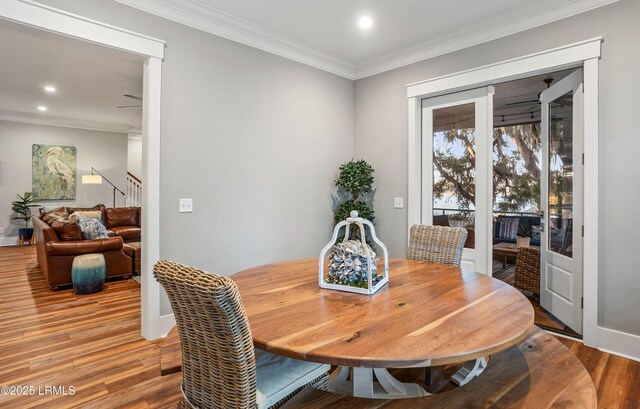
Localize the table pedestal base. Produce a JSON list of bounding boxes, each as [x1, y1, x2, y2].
[[451, 357, 488, 386], [328, 357, 489, 399], [328, 366, 431, 399]]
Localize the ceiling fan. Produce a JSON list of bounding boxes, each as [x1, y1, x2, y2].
[[117, 94, 142, 109]]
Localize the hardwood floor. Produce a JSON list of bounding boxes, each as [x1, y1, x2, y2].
[[0, 245, 638, 408], [492, 258, 581, 338], [0, 245, 182, 408]]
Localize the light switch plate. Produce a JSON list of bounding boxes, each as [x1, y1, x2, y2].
[[0, 227, 4, 234], [179, 198, 193, 213], [393, 197, 404, 209]]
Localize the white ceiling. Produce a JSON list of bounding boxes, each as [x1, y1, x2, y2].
[[0, 19, 144, 133], [117, 0, 618, 79]]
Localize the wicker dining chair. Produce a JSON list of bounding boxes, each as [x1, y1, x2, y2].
[[153, 260, 330, 409], [407, 224, 468, 267], [514, 247, 540, 296]]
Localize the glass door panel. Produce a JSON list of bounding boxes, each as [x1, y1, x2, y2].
[[421, 86, 493, 275], [548, 91, 574, 257], [432, 103, 475, 249]]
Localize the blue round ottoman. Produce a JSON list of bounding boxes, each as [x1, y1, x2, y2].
[[72, 254, 106, 294]]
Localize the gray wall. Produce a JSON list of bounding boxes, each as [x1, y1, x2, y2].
[[354, 0, 640, 335], [39, 0, 638, 337], [0, 120, 127, 245], [39, 0, 355, 316], [127, 135, 142, 178]]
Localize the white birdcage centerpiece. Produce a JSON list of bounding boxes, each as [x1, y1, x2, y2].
[[319, 211, 389, 295]]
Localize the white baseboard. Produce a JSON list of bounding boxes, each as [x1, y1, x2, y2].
[[544, 328, 583, 343], [0, 237, 19, 246], [159, 313, 176, 338], [597, 326, 640, 362]]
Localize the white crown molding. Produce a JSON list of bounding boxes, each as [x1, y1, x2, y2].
[[114, 0, 355, 79], [3, 0, 165, 59], [0, 110, 131, 133], [355, 0, 619, 79], [114, 0, 618, 81]]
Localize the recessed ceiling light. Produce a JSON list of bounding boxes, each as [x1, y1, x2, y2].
[[358, 16, 373, 30], [44, 85, 56, 93], [37, 106, 47, 112]]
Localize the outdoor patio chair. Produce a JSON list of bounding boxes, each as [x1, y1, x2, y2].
[[514, 247, 540, 296], [407, 224, 467, 267], [153, 260, 329, 409]]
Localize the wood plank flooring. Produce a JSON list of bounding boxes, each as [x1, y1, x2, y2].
[[0, 245, 182, 408], [492, 258, 581, 337], [0, 245, 638, 408]]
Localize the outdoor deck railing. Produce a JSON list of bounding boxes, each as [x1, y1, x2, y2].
[[433, 208, 540, 218]]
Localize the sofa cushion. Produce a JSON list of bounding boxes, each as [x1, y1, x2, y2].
[[50, 218, 83, 241], [105, 207, 140, 229], [77, 216, 109, 240], [254, 349, 329, 409], [110, 226, 141, 241], [45, 237, 123, 256], [433, 215, 450, 226]]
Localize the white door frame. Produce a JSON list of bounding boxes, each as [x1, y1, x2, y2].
[[419, 87, 494, 276], [1, 0, 169, 340], [407, 38, 602, 349]]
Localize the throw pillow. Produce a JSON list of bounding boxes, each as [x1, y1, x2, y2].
[[69, 210, 102, 221], [495, 218, 519, 240], [76, 216, 109, 240], [66, 204, 106, 223], [532, 225, 541, 241]]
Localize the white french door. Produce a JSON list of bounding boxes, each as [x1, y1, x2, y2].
[[420, 87, 494, 275], [540, 70, 584, 335]]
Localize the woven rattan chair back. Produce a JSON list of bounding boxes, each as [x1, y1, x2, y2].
[[154, 260, 257, 409], [407, 224, 468, 267], [514, 247, 541, 295]]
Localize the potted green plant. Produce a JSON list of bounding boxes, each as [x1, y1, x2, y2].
[[516, 223, 532, 248], [11, 192, 39, 244], [333, 159, 375, 240]]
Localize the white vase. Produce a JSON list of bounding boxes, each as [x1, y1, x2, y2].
[[516, 237, 530, 248]]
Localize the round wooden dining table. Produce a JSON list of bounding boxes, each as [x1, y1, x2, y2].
[[231, 258, 534, 399]]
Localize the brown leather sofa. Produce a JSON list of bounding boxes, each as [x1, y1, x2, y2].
[[33, 206, 140, 290]]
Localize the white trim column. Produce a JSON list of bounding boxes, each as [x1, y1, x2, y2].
[[141, 57, 165, 339], [581, 57, 599, 348]]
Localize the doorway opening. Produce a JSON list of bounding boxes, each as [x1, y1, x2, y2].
[[0, 1, 166, 340], [407, 37, 600, 347], [426, 68, 583, 338], [490, 69, 581, 338]]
